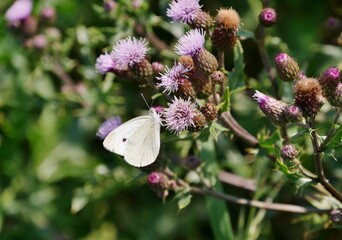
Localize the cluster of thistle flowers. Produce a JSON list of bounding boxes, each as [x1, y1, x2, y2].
[[5, 0, 57, 50], [253, 52, 341, 160], [95, 0, 247, 136]]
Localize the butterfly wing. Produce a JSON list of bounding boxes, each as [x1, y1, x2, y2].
[[124, 114, 161, 167], [103, 115, 151, 156]]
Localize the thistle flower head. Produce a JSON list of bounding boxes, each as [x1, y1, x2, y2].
[[156, 62, 190, 93], [175, 29, 205, 57], [258, 7, 277, 27], [111, 37, 149, 68], [5, 0, 32, 23], [96, 116, 122, 139], [253, 90, 287, 125], [216, 8, 241, 29], [163, 97, 198, 134], [166, 0, 202, 24], [95, 53, 119, 74]]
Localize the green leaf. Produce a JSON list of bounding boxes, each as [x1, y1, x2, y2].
[[237, 29, 255, 39], [209, 122, 230, 141], [218, 87, 230, 112], [177, 193, 192, 210], [228, 40, 245, 90], [198, 138, 235, 240], [325, 124, 342, 150]]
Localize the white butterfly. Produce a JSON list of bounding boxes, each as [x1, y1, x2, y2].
[[103, 108, 161, 167]]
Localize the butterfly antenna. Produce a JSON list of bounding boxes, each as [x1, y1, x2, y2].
[[140, 93, 151, 108]]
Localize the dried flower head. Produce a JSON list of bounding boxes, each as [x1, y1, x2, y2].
[[96, 116, 122, 139], [253, 90, 287, 125], [157, 62, 190, 94], [211, 8, 240, 51], [175, 29, 205, 57], [275, 52, 300, 82], [111, 37, 149, 68], [166, 0, 202, 24], [294, 78, 324, 118], [163, 97, 198, 134], [258, 7, 277, 27]]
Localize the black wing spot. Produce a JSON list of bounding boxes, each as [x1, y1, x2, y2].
[[122, 138, 127, 142]]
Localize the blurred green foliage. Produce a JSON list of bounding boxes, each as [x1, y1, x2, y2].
[[0, 0, 342, 239]]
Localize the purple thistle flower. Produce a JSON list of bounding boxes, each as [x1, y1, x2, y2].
[[96, 116, 122, 139], [95, 53, 118, 74], [5, 0, 32, 23], [166, 0, 202, 24], [175, 29, 205, 57], [156, 62, 190, 93], [111, 37, 149, 68], [258, 7, 277, 27], [163, 97, 197, 134]]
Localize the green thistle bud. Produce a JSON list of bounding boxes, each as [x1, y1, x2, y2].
[[189, 10, 213, 30], [193, 49, 218, 76], [131, 59, 153, 83], [211, 8, 240, 51], [200, 102, 218, 121], [191, 111, 207, 132], [210, 70, 226, 84], [294, 78, 324, 118], [281, 144, 299, 160], [275, 52, 300, 82], [189, 70, 212, 98], [176, 77, 196, 100]]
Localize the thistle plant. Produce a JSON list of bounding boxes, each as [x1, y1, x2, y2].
[[2, 0, 342, 239]]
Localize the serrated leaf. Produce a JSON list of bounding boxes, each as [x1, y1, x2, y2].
[[290, 127, 310, 143]]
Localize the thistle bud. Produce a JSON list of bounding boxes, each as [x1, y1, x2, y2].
[[189, 70, 212, 98], [148, 172, 170, 199], [200, 102, 217, 121], [40, 7, 56, 24], [191, 111, 207, 131], [253, 90, 287, 125], [258, 7, 277, 27], [318, 67, 341, 107], [103, 0, 117, 13], [284, 104, 303, 122], [184, 155, 201, 169], [275, 52, 300, 82], [325, 17, 342, 36], [151, 61, 164, 74], [131, 59, 153, 83], [210, 70, 225, 84], [330, 209, 342, 224], [193, 49, 219, 76], [177, 78, 196, 100], [281, 144, 299, 160], [211, 8, 240, 51], [178, 55, 194, 70], [32, 34, 47, 50], [294, 78, 324, 118], [189, 10, 213, 30]]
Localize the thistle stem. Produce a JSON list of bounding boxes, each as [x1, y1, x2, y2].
[[190, 186, 327, 213]]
